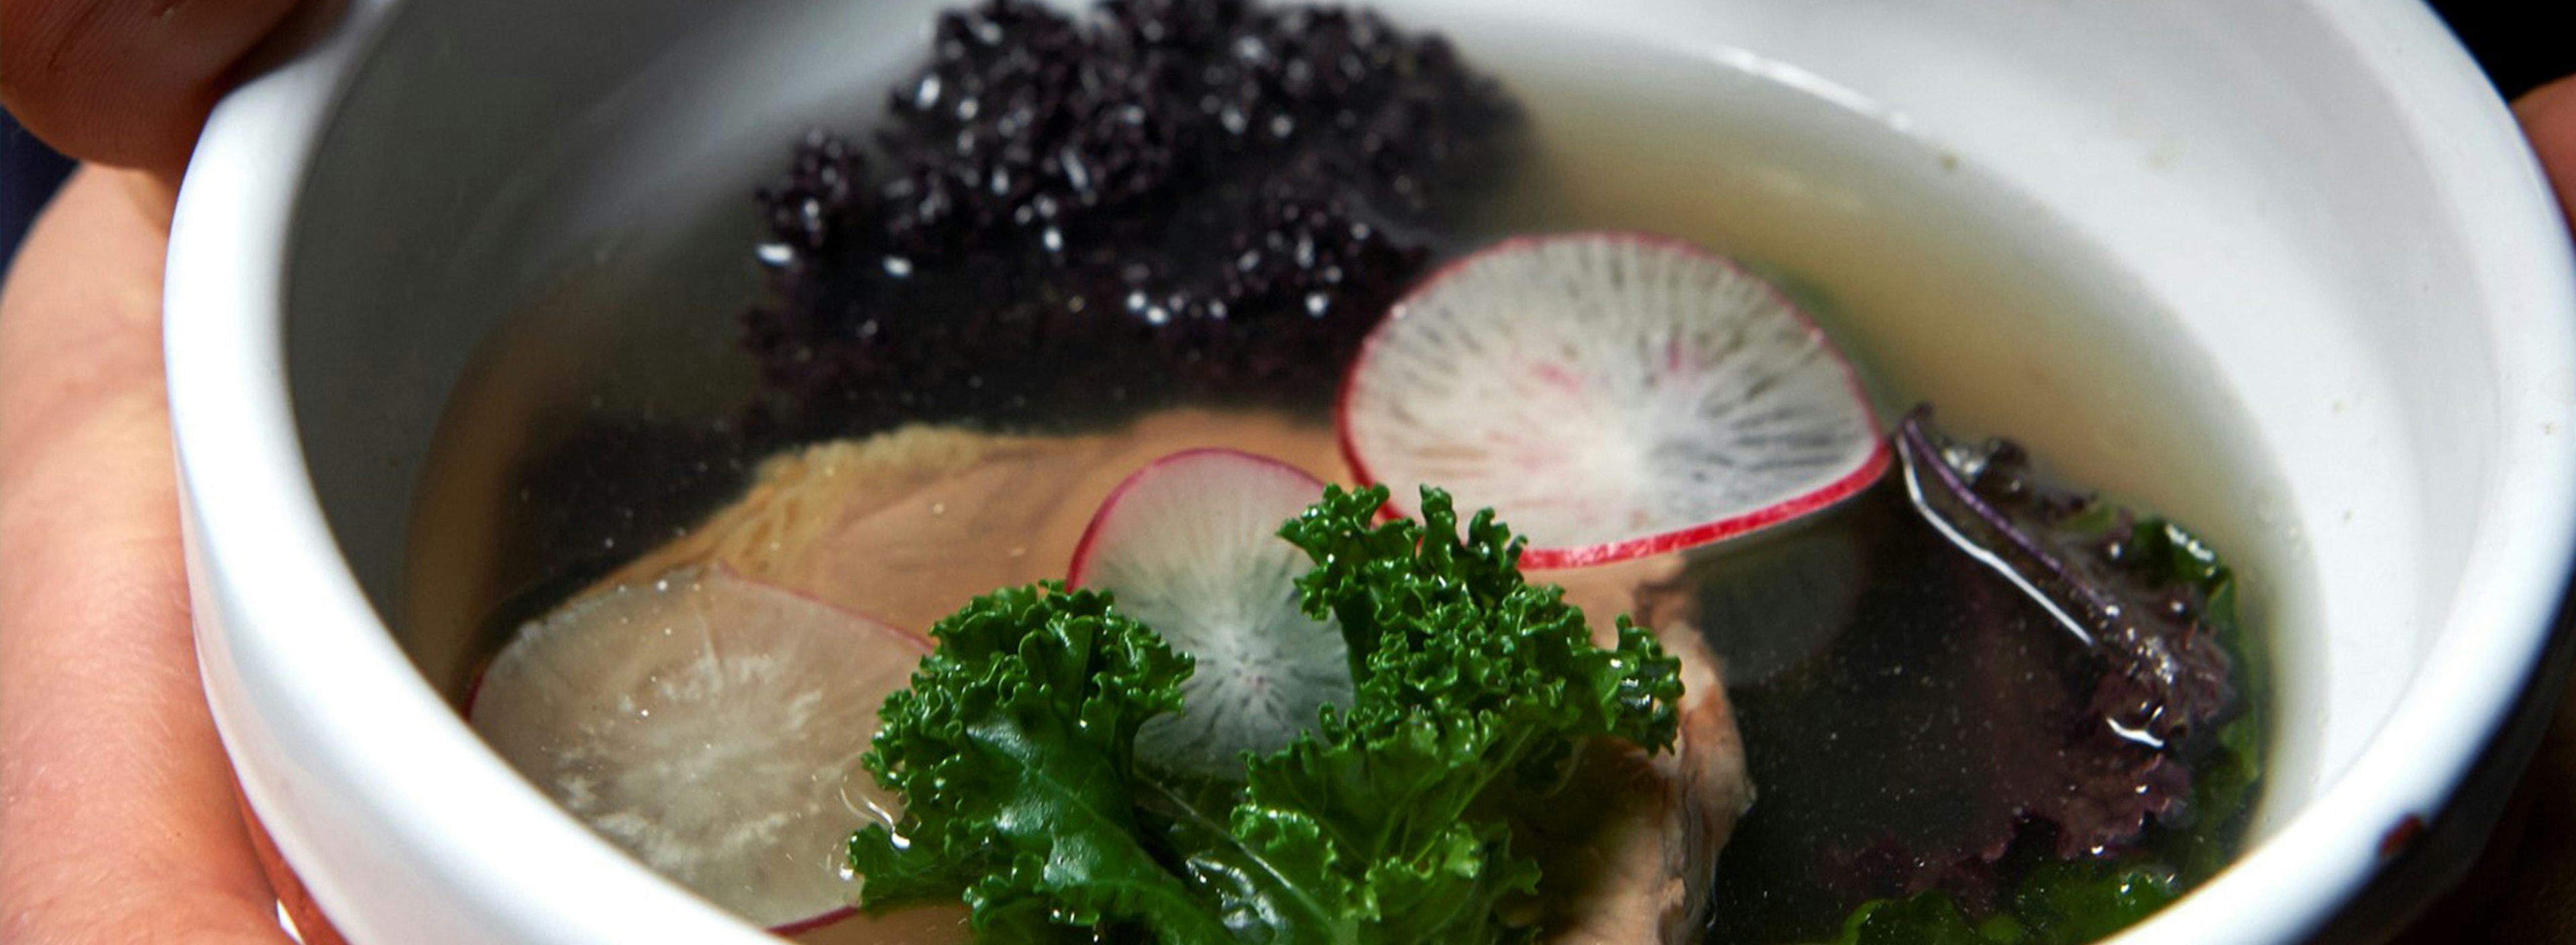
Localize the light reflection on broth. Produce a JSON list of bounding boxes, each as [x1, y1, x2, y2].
[[405, 9, 2300, 942]]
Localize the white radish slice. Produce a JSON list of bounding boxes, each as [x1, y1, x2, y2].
[[466, 566, 928, 932], [1339, 232, 1889, 569], [1067, 448, 1352, 779]]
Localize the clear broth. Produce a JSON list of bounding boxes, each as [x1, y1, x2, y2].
[[405, 16, 2299, 944]]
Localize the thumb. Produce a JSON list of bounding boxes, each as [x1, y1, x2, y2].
[[2518, 74, 2576, 228], [0, 0, 338, 187]]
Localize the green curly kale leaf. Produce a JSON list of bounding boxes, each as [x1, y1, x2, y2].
[[1815, 863, 2180, 945], [847, 584, 1230, 943], [1279, 485, 1682, 755], [849, 487, 1684, 943]]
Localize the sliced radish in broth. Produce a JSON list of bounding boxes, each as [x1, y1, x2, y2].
[[467, 567, 928, 932], [1340, 232, 1889, 568], [1069, 449, 1352, 779]]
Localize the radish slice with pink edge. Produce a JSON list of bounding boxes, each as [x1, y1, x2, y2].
[[1338, 232, 1890, 569], [1068, 448, 1352, 779], [466, 566, 928, 934]]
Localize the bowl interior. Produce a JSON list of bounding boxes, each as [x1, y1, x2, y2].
[[273, 0, 2561, 939]]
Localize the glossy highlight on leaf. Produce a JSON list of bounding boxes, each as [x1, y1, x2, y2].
[[848, 584, 1230, 942], [1719, 411, 2260, 944], [849, 487, 1684, 942]]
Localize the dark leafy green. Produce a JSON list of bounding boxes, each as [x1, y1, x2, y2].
[[1886, 411, 2253, 858], [848, 486, 1682, 943], [1899, 413, 2241, 752], [1819, 863, 2180, 945], [1823, 892, 2022, 945], [1776, 412, 2261, 944], [847, 585, 1230, 942]]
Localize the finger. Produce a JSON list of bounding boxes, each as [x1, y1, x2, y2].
[[0, 0, 313, 179], [2518, 74, 2576, 224], [0, 166, 288, 943], [242, 795, 355, 945]]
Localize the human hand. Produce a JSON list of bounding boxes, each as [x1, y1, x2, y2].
[[0, 1, 337, 941], [2524, 77, 2576, 219]]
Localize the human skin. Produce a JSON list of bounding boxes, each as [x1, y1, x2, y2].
[[2526, 79, 2576, 221], [0, 164, 294, 944], [1, 3, 325, 940], [0, 4, 2570, 939]]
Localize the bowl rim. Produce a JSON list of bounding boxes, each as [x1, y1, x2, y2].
[[2114, 3, 2576, 942], [161, 0, 2576, 942], [165, 0, 784, 939]]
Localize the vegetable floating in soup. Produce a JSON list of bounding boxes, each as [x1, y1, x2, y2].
[[432, 1, 2274, 942]]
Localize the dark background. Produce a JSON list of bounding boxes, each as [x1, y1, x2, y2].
[[0, 111, 70, 263], [2433, 1, 2570, 103]]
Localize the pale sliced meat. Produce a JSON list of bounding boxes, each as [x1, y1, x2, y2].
[[600, 409, 1342, 632], [562, 409, 1335, 942], [1521, 559, 1754, 944], [582, 407, 1743, 942]]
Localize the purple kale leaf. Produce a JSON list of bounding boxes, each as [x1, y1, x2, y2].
[[1705, 409, 2250, 942], [1892, 409, 2239, 858]]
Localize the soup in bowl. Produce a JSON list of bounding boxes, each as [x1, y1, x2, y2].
[[164, 0, 2576, 942]]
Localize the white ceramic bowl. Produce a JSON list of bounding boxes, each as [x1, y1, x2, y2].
[[165, 0, 2576, 942]]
